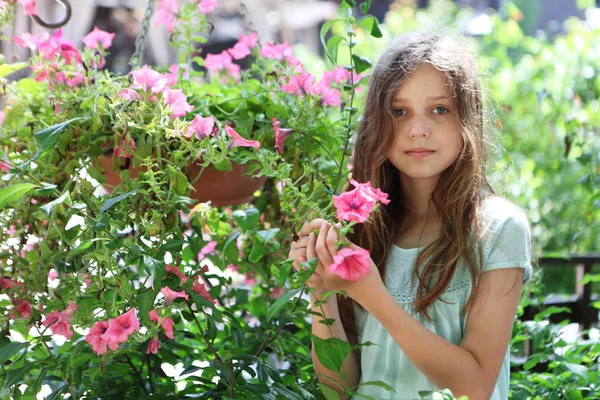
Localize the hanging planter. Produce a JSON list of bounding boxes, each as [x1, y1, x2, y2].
[[99, 155, 266, 207]]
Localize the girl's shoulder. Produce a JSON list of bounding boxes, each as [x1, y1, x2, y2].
[[479, 194, 528, 227]]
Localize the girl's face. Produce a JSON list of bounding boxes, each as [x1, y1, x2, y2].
[[386, 63, 462, 186]]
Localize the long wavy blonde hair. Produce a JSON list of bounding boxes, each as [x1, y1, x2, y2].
[[339, 33, 493, 336]]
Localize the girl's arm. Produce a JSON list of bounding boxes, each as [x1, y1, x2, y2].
[[310, 287, 361, 397]]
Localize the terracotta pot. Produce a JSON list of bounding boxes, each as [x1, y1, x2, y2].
[[100, 156, 266, 207]]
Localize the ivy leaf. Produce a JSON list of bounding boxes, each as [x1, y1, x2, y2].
[[266, 287, 302, 321], [352, 54, 372, 74], [358, 15, 382, 38], [101, 190, 138, 213], [312, 336, 351, 373], [33, 118, 86, 161], [0, 183, 37, 209]]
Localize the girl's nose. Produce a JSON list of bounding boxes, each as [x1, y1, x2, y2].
[[409, 118, 431, 139]]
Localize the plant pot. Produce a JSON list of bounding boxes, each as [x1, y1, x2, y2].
[[100, 156, 266, 207]]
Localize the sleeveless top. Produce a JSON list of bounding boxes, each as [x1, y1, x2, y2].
[[353, 196, 533, 399]]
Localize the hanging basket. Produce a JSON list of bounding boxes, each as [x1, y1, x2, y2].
[[99, 155, 266, 207]]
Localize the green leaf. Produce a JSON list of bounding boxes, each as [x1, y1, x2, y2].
[[33, 118, 86, 161], [136, 289, 156, 323], [0, 183, 38, 209], [35, 183, 58, 196], [233, 208, 260, 231], [40, 191, 71, 216], [320, 19, 344, 64], [278, 260, 292, 287], [359, 0, 372, 13], [0, 62, 27, 79], [319, 383, 341, 400], [0, 342, 28, 364], [100, 190, 138, 213], [266, 287, 302, 321], [343, 0, 356, 6], [358, 380, 396, 393], [143, 255, 165, 287], [352, 54, 372, 74], [326, 36, 344, 65], [358, 15, 382, 38], [248, 237, 264, 263], [212, 157, 233, 172], [257, 228, 279, 243], [224, 231, 241, 264], [171, 172, 188, 196], [2, 364, 32, 391], [312, 336, 351, 373]]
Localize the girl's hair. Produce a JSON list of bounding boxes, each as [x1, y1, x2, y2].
[[340, 33, 493, 337]]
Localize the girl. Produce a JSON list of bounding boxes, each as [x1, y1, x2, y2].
[[288, 33, 532, 400]]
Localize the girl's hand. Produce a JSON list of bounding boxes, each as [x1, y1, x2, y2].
[[307, 221, 383, 302], [288, 218, 329, 290]]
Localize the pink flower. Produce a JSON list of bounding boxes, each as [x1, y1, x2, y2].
[[228, 32, 258, 60], [7, 225, 16, 236], [197, 240, 217, 260], [244, 276, 257, 286], [85, 321, 110, 355], [165, 265, 189, 284], [0, 278, 21, 290], [225, 125, 260, 149], [18, 0, 38, 16], [204, 51, 239, 77], [162, 88, 194, 118], [333, 188, 378, 223], [53, 42, 83, 65], [155, 0, 179, 32], [0, 111, 4, 126], [42, 301, 78, 339], [130, 65, 168, 93], [0, 161, 11, 172], [82, 27, 115, 50], [191, 277, 216, 304], [312, 81, 341, 107], [13, 31, 49, 51], [260, 41, 296, 62], [118, 89, 141, 101], [149, 309, 175, 339], [281, 72, 315, 97], [161, 287, 189, 306], [66, 73, 84, 87], [146, 337, 160, 354], [165, 64, 188, 86], [186, 115, 214, 140], [198, 0, 217, 14], [114, 137, 136, 159], [350, 179, 390, 205], [10, 299, 32, 319], [322, 67, 365, 87], [48, 269, 58, 281], [273, 118, 293, 155], [270, 287, 285, 299], [103, 308, 140, 345], [328, 246, 371, 282]]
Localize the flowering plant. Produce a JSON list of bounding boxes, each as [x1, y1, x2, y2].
[[0, 0, 394, 398]]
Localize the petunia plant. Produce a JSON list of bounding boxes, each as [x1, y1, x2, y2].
[[0, 0, 397, 398]]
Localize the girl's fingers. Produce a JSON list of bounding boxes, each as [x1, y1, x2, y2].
[[298, 218, 328, 239], [315, 222, 334, 268], [325, 224, 339, 255], [306, 232, 317, 260], [291, 236, 310, 249]]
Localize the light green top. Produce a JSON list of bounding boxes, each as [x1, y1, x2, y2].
[[353, 196, 533, 400]]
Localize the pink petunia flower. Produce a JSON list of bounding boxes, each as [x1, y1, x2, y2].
[[311, 80, 341, 107], [48, 269, 58, 281], [322, 67, 365, 87], [191, 277, 216, 304], [162, 88, 194, 118], [333, 188, 378, 223], [18, 0, 38, 16], [114, 137, 136, 159], [204, 51, 239, 77], [42, 301, 78, 339], [149, 309, 175, 339], [260, 41, 297, 63], [272, 118, 293, 155], [350, 179, 390, 205], [13, 31, 49, 51], [10, 299, 32, 319], [82, 27, 115, 50], [228, 32, 258, 60], [281, 71, 315, 97], [103, 308, 140, 345], [0, 161, 11, 173], [197, 240, 217, 260], [130, 65, 168, 93], [328, 246, 371, 281], [198, 0, 217, 14], [165, 64, 188, 86], [0, 278, 22, 290], [118, 89, 141, 101], [7, 225, 16, 236], [270, 287, 285, 299], [85, 321, 110, 355], [66, 73, 85, 87], [224, 125, 260, 149], [186, 115, 214, 140], [165, 265, 189, 284], [155, 0, 179, 32], [146, 337, 160, 354], [160, 287, 189, 306]]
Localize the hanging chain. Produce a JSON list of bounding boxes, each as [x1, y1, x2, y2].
[[238, 0, 261, 48], [129, 0, 156, 70], [31, 0, 72, 29]]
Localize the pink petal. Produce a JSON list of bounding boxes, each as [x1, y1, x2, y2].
[[224, 125, 260, 149], [328, 247, 371, 282]]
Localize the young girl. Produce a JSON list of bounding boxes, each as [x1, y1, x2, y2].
[[288, 33, 533, 400]]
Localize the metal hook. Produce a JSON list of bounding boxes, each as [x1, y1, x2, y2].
[[31, 0, 72, 29]]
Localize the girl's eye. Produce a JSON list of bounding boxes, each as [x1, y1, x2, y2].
[[393, 109, 406, 117], [433, 106, 449, 115]]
